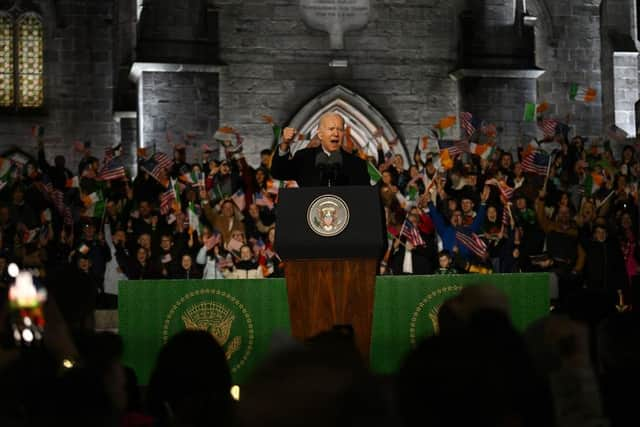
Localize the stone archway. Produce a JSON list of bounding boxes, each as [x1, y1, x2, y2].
[[287, 85, 409, 164]]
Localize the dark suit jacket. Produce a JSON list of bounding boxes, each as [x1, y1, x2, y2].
[[270, 146, 370, 187]]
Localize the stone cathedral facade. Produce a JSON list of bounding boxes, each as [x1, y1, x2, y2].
[[0, 0, 638, 169]]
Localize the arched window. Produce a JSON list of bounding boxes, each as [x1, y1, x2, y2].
[[0, 11, 43, 110]]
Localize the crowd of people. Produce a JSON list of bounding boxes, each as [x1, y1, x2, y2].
[[0, 119, 638, 426], [0, 122, 636, 313], [1, 281, 637, 427]]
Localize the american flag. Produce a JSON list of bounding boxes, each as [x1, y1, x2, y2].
[[455, 230, 488, 260], [521, 150, 550, 175], [153, 152, 174, 174], [460, 112, 476, 137], [485, 178, 514, 200], [255, 192, 275, 209], [401, 218, 425, 247], [35, 174, 74, 226], [140, 152, 173, 184], [99, 158, 127, 181], [538, 118, 558, 137], [502, 206, 511, 227], [249, 237, 266, 255], [159, 187, 175, 215], [438, 139, 470, 157]]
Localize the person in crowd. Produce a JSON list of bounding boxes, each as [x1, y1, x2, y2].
[[435, 250, 458, 274], [171, 253, 200, 280], [147, 330, 233, 427], [200, 193, 245, 244], [224, 244, 263, 279]]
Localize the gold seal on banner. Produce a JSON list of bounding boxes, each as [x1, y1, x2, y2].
[[409, 285, 464, 347], [307, 195, 350, 237], [163, 289, 254, 373]]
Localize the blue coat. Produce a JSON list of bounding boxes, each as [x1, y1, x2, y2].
[[427, 201, 486, 261]]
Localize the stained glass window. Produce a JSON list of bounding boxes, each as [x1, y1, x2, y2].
[[0, 14, 13, 108], [17, 14, 43, 108]]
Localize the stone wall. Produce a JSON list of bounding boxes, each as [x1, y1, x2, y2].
[[0, 0, 634, 170], [534, 0, 603, 137], [215, 0, 466, 165], [140, 71, 219, 158], [0, 0, 117, 169]]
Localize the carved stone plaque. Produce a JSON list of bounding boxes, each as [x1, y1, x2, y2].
[[299, 0, 370, 49]]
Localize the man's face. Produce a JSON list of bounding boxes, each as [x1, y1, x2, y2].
[[516, 198, 526, 210], [439, 255, 450, 269], [500, 154, 512, 169], [382, 171, 392, 185], [594, 227, 607, 242], [139, 202, 151, 218], [514, 163, 523, 176], [12, 189, 23, 204], [450, 210, 463, 227], [220, 162, 230, 175], [222, 201, 234, 217], [557, 206, 571, 224], [426, 162, 436, 175], [78, 257, 90, 272], [240, 246, 252, 261], [138, 234, 151, 249], [317, 114, 344, 153], [248, 204, 259, 219], [261, 153, 270, 165], [136, 248, 147, 263], [408, 214, 419, 227], [181, 255, 192, 270], [393, 155, 404, 170], [487, 206, 497, 222], [461, 199, 474, 214], [160, 236, 172, 251], [114, 230, 125, 244]]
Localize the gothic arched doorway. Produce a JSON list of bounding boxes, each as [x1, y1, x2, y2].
[[287, 85, 409, 164]]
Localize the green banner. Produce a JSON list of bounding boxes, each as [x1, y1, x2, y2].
[[119, 274, 548, 384], [118, 279, 291, 385], [370, 273, 549, 373]]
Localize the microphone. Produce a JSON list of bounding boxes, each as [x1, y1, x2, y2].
[[315, 151, 343, 187]]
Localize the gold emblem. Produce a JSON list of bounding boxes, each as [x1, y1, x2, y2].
[[181, 301, 242, 360], [307, 195, 350, 237], [409, 284, 464, 347], [163, 289, 254, 373]]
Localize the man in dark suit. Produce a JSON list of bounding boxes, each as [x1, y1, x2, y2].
[[270, 113, 370, 187]]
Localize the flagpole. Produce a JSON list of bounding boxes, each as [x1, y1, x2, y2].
[[99, 198, 108, 233], [543, 153, 553, 191]]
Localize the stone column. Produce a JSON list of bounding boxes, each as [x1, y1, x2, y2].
[[130, 0, 222, 158], [601, 0, 639, 138], [452, 0, 543, 151]]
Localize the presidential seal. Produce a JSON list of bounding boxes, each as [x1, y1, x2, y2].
[[163, 289, 254, 374], [409, 285, 464, 347], [307, 195, 350, 237]]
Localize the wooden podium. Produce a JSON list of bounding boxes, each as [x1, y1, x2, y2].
[[275, 186, 385, 360]]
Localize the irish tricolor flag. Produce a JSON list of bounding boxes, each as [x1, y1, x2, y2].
[[469, 142, 495, 160], [569, 84, 597, 103]]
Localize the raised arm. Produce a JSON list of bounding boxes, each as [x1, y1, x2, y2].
[[269, 127, 299, 181], [471, 185, 490, 233]]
